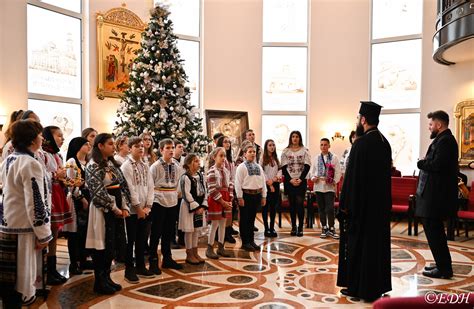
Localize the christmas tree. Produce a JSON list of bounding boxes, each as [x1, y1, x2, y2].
[[114, 5, 210, 155]]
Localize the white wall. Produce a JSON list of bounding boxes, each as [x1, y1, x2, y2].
[[0, 0, 28, 146], [203, 0, 263, 143]]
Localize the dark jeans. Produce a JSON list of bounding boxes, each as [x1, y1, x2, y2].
[[315, 191, 336, 228], [422, 217, 453, 273], [125, 214, 150, 269], [149, 203, 178, 260], [287, 186, 305, 229], [240, 193, 260, 244], [262, 183, 279, 231]]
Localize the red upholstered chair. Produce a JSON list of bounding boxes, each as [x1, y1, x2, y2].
[[334, 175, 344, 209], [391, 177, 418, 236], [457, 181, 474, 237]]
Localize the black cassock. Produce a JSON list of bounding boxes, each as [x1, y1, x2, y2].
[[336, 127, 392, 301]]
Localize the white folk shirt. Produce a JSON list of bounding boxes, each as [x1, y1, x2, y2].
[[281, 147, 312, 179], [261, 160, 281, 181], [150, 158, 182, 207], [121, 156, 155, 214], [0, 152, 52, 243], [310, 152, 342, 193], [234, 161, 268, 199]]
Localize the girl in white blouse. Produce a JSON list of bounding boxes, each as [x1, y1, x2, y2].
[[260, 139, 282, 237]]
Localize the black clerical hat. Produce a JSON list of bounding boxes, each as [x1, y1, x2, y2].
[[359, 101, 382, 119]]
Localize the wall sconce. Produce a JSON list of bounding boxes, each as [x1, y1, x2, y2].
[[332, 131, 344, 141], [0, 115, 6, 131]]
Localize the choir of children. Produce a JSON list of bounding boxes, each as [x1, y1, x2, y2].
[[0, 109, 350, 307]]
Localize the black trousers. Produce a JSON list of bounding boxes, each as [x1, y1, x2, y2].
[[315, 191, 336, 228], [287, 186, 305, 229], [262, 183, 279, 231], [66, 202, 89, 266], [149, 203, 178, 260], [171, 199, 181, 243], [240, 193, 260, 244], [125, 214, 150, 269], [103, 211, 126, 263], [422, 217, 452, 272], [92, 211, 122, 274]]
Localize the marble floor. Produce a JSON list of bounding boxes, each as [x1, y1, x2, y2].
[[29, 215, 474, 308]]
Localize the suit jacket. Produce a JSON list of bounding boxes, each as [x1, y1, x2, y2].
[[416, 129, 458, 218]]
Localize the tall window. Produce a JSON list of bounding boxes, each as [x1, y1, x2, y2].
[[371, 0, 423, 175], [155, 0, 202, 108], [262, 0, 309, 155], [27, 0, 83, 152]]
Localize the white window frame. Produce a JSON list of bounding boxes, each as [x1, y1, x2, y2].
[[370, 0, 423, 174], [154, 0, 202, 109], [262, 0, 311, 147], [27, 0, 84, 127]]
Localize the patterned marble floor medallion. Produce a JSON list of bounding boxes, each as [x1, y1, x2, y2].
[[135, 279, 210, 300], [29, 218, 474, 308]]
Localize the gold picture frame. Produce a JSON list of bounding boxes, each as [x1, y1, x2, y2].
[[205, 110, 249, 156], [96, 6, 145, 99], [454, 99, 474, 166]]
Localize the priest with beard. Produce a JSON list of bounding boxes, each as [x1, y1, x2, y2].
[[336, 101, 392, 302]]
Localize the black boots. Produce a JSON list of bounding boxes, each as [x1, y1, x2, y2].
[[47, 256, 67, 285], [149, 257, 162, 275], [225, 226, 236, 244], [93, 270, 116, 295]]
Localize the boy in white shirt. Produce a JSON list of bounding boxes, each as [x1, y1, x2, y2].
[[121, 137, 155, 283], [149, 139, 183, 273], [310, 138, 342, 239], [235, 144, 267, 251]]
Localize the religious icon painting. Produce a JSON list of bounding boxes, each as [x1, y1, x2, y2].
[[454, 100, 474, 166], [96, 6, 146, 99], [205, 110, 249, 156]]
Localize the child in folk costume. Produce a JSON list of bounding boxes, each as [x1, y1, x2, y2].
[[140, 132, 157, 166], [120, 137, 155, 284], [179, 154, 207, 265], [216, 135, 238, 244], [235, 144, 267, 252], [64, 137, 92, 276], [0, 120, 52, 307], [85, 133, 131, 295], [149, 139, 183, 273], [260, 139, 282, 238], [41, 126, 71, 285], [206, 147, 233, 259], [310, 138, 342, 239], [281, 130, 311, 237], [114, 136, 129, 166]]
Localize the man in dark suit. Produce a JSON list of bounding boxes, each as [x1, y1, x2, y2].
[[416, 110, 458, 279], [244, 129, 261, 164]]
